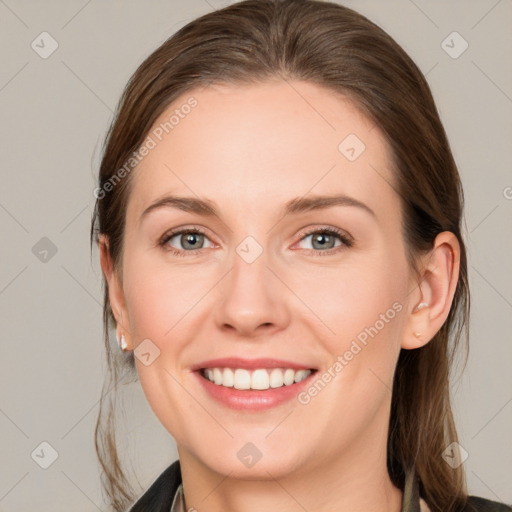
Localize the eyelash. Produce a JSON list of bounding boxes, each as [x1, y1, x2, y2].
[[158, 225, 353, 257]]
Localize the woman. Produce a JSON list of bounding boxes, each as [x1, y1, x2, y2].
[[90, 0, 512, 511]]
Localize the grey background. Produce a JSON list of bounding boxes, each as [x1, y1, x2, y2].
[[0, 0, 511, 510]]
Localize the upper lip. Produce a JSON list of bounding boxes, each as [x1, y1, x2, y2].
[[191, 357, 316, 371]]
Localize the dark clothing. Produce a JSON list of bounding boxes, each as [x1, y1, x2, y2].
[[128, 459, 512, 512]]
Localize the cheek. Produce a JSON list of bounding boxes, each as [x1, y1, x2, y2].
[[288, 247, 408, 414], [293, 259, 406, 434], [123, 254, 206, 434], [122, 250, 210, 344], [291, 253, 407, 344]]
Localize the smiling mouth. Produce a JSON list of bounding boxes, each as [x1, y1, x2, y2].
[[200, 367, 317, 391]]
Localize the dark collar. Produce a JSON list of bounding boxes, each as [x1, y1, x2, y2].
[[402, 465, 421, 512], [129, 459, 422, 512]]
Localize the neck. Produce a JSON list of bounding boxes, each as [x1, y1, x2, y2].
[[177, 424, 403, 512]]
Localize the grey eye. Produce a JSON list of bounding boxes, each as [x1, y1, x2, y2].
[[298, 231, 343, 251], [166, 231, 214, 251]]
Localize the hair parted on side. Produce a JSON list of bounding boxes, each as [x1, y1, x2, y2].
[[90, 1, 470, 510]]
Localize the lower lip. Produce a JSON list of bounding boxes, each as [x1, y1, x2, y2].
[[194, 371, 315, 410]]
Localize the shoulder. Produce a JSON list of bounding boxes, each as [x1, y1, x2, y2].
[[462, 495, 512, 512], [128, 459, 182, 512]]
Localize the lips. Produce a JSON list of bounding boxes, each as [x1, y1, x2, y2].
[[192, 357, 317, 410]]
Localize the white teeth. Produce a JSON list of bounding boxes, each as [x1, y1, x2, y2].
[[203, 367, 312, 390], [294, 369, 309, 383], [283, 368, 295, 386], [233, 369, 251, 390], [269, 368, 284, 388], [213, 368, 223, 385], [251, 369, 270, 390], [223, 368, 234, 387]]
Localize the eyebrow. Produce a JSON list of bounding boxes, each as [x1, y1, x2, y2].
[[140, 193, 376, 221]]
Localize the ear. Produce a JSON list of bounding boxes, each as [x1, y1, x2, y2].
[[98, 234, 132, 351], [402, 231, 460, 350]]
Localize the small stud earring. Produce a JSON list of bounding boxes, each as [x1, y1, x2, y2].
[[116, 332, 128, 351]]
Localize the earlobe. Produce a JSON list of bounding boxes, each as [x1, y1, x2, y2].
[[402, 231, 460, 350], [402, 303, 431, 349]]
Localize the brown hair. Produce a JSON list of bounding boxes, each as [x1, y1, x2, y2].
[[90, 0, 470, 510]]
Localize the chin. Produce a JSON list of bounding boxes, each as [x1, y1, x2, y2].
[[195, 443, 306, 480]]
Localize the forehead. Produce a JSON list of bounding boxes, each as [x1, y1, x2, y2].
[[127, 80, 398, 224]]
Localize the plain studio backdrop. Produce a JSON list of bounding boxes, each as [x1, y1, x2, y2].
[[0, 1, 511, 510]]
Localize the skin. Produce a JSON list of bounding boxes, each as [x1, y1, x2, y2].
[[100, 80, 460, 512]]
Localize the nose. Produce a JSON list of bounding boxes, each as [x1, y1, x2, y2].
[[214, 246, 290, 339]]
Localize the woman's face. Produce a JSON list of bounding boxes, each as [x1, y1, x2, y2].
[[110, 80, 419, 478]]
